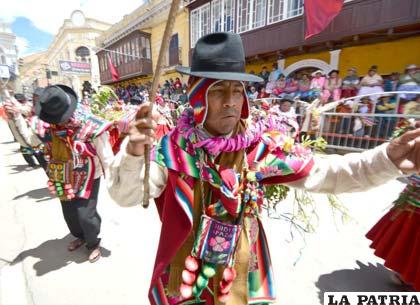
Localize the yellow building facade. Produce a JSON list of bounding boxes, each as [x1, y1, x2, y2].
[[96, 0, 190, 87], [245, 35, 420, 77]]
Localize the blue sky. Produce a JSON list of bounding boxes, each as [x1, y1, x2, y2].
[[1, 0, 143, 57], [12, 17, 53, 56]]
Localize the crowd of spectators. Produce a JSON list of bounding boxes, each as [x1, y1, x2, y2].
[[245, 63, 419, 103], [245, 63, 419, 147], [114, 77, 188, 105]]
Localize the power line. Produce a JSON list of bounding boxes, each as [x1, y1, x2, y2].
[[92, 46, 142, 59]]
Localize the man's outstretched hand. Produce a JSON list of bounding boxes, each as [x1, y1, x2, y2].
[[387, 126, 420, 175], [126, 102, 158, 156]]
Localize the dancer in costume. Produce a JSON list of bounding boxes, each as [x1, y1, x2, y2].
[[366, 122, 420, 291], [155, 94, 174, 140], [6, 85, 114, 263], [4, 93, 46, 169], [108, 33, 420, 305]]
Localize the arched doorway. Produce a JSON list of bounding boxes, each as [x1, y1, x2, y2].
[[283, 59, 332, 77]]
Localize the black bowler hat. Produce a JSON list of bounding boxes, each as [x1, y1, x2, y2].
[[36, 85, 78, 124], [14, 93, 27, 102], [176, 32, 263, 83], [33, 87, 45, 97], [280, 95, 295, 103]]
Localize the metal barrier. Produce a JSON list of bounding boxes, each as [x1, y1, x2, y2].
[[317, 112, 420, 151]]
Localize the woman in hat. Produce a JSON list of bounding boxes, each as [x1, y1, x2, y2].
[[7, 85, 114, 263], [341, 67, 360, 98], [357, 65, 384, 103], [397, 64, 420, 100], [309, 70, 326, 100], [375, 94, 397, 139], [108, 32, 420, 305], [322, 69, 342, 102], [155, 94, 174, 140]]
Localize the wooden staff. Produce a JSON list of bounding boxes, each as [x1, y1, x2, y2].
[[140, 0, 181, 208]]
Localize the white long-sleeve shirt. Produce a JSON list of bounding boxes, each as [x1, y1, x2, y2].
[[108, 137, 402, 207]]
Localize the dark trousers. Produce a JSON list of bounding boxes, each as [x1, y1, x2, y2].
[[21, 148, 47, 170], [60, 179, 102, 249]]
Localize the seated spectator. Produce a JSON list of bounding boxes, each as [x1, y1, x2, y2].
[[403, 95, 420, 116], [174, 77, 183, 92], [357, 65, 384, 103], [384, 72, 399, 92], [266, 63, 282, 94], [375, 94, 397, 138], [130, 95, 144, 106], [309, 70, 326, 99], [341, 67, 359, 98], [353, 97, 375, 137], [178, 89, 188, 104], [297, 73, 311, 100], [259, 66, 270, 84], [284, 75, 299, 97], [397, 64, 420, 100], [322, 69, 342, 102], [258, 87, 270, 99], [272, 74, 287, 97], [248, 86, 258, 101]]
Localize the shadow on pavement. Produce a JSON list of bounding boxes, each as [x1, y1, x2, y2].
[[0, 141, 16, 145], [7, 164, 37, 174], [316, 261, 414, 304], [13, 187, 51, 203], [12, 234, 111, 276]]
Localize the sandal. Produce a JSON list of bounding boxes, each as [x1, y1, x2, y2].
[[88, 247, 101, 263], [67, 239, 85, 252]]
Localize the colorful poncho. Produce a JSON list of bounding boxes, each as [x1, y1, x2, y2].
[[148, 108, 314, 305], [31, 104, 112, 200]]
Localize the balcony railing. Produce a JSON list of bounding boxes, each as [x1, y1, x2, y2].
[[100, 58, 153, 84]]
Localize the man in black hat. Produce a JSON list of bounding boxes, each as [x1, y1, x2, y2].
[[7, 84, 114, 263], [108, 32, 420, 305]]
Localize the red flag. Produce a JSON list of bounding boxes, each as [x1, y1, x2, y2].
[[304, 0, 343, 39], [107, 53, 120, 82]]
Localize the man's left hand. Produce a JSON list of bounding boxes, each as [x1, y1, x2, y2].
[[387, 127, 420, 174], [4, 99, 19, 118]]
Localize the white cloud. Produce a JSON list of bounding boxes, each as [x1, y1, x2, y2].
[[0, 0, 143, 34], [15, 36, 29, 56]]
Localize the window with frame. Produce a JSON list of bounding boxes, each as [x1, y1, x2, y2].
[[75, 46, 90, 62], [211, 0, 235, 33], [135, 37, 139, 59], [111, 50, 116, 67], [190, 3, 211, 48], [268, 0, 303, 25], [168, 33, 179, 66], [237, 0, 267, 33], [99, 56, 103, 72], [123, 43, 128, 63], [145, 37, 151, 59], [119, 46, 123, 65], [130, 38, 137, 61]]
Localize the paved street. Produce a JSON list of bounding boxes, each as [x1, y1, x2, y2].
[[0, 119, 414, 305]]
